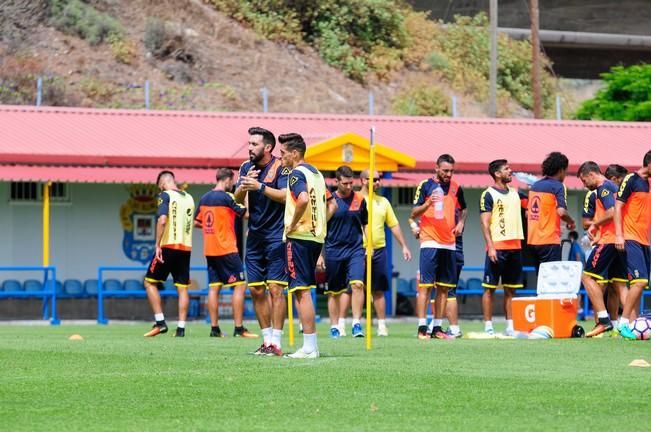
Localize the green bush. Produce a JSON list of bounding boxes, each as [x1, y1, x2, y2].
[[392, 83, 450, 116], [430, 13, 555, 114], [205, 0, 409, 82], [576, 64, 651, 121], [144, 17, 166, 54], [49, 0, 123, 45]]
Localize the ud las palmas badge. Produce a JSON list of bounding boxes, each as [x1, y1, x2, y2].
[[120, 185, 158, 264]]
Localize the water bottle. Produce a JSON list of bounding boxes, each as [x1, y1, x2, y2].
[[433, 184, 444, 219]]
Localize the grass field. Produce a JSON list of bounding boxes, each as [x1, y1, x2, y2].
[[1, 321, 649, 431]]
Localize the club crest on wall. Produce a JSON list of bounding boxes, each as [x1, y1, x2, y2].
[[120, 185, 158, 264]]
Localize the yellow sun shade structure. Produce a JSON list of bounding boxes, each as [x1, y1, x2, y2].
[[305, 132, 416, 172]]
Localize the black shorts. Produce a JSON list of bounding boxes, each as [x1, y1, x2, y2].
[[367, 247, 390, 293], [419, 248, 458, 289], [145, 248, 191, 288], [482, 249, 523, 289], [245, 233, 288, 288], [325, 250, 365, 295], [623, 240, 651, 285], [450, 249, 464, 298], [286, 238, 323, 293], [584, 244, 624, 283], [530, 244, 561, 272], [206, 253, 245, 288]]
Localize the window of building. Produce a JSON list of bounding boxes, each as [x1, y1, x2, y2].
[[10, 182, 69, 203], [396, 187, 417, 207]]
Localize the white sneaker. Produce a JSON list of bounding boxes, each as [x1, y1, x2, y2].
[[339, 326, 347, 337], [377, 327, 389, 337], [485, 328, 495, 336], [503, 329, 515, 337], [285, 348, 320, 359]]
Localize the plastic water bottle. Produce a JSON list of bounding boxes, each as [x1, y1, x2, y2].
[[433, 184, 444, 219], [580, 234, 592, 254]]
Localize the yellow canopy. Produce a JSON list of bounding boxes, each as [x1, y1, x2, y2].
[[305, 132, 416, 172]]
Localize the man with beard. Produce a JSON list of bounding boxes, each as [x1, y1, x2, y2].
[[235, 127, 289, 356], [479, 159, 527, 336], [411, 154, 466, 340]]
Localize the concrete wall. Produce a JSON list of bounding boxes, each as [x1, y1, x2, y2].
[[0, 182, 211, 283], [410, 0, 651, 35]]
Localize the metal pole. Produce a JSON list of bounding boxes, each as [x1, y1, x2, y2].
[[368, 91, 375, 115], [145, 80, 150, 109], [556, 94, 562, 120], [489, 0, 498, 117], [366, 127, 376, 351], [36, 77, 43, 106], [261, 87, 268, 113], [452, 95, 458, 117], [530, 0, 543, 118]]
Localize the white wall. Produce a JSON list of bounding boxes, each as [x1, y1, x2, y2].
[[0, 182, 586, 285], [1, 182, 212, 282]]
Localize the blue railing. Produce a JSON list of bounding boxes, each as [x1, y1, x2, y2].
[[97, 266, 210, 324], [0, 266, 59, 324]]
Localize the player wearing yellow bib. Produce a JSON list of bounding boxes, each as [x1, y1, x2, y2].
[[280, 133, 327, 359], [479, 160, 526, 336], [360, 170, 412, 336], [144, 170, 195, 337]]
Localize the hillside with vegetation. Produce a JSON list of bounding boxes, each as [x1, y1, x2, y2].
[[0, 0, 573, 118]]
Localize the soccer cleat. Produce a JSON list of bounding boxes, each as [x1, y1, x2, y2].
[[352, 323, 364, 338], [251, 343, 267, 356], [210, 329, 224, 338], [174, 327, 185, 337], [618, 323, 637, 340], [330, 327, 341, 339], [285, 348, 320, 359], [233, 327, 259, 338], [144, 323, 168, 337], [264, 344, 283, 357], [377, 327, 389, 337], [446, 329, 463, 339], [417, 325, 428, 340], [431, 326, 453, 340], [586, 322, 613, 338]]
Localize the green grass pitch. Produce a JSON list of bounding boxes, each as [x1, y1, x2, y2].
[[1, 322, 649, 431]]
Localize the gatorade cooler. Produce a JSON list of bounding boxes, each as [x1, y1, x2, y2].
[[513, 261, 582, 338]]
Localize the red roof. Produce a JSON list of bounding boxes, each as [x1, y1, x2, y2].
[[1, 105, 648, 188], [0, 165, 219, 185]]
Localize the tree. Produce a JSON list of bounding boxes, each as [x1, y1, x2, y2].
[[575, 64, 651, 121]]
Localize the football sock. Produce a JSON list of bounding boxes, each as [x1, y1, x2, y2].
[[262, 327, 272, 345], [506, 320, 514, 331], [597, 310, 609, 319], [177, 321, 186, 329], [378, 319, 387, 330], [484, 320, 493, 331], [611, 319, 618, 328], [418, 318, 427, 327], [352, 319, 361, 326], [303, 333, 317, 353], [271, 329, 282, 348], [433, 319, 443, 328], [155, 313, 165, 322], [449, 325, 460, 335], [338, 318, 346, 328], [619, 318, 630, 327]]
